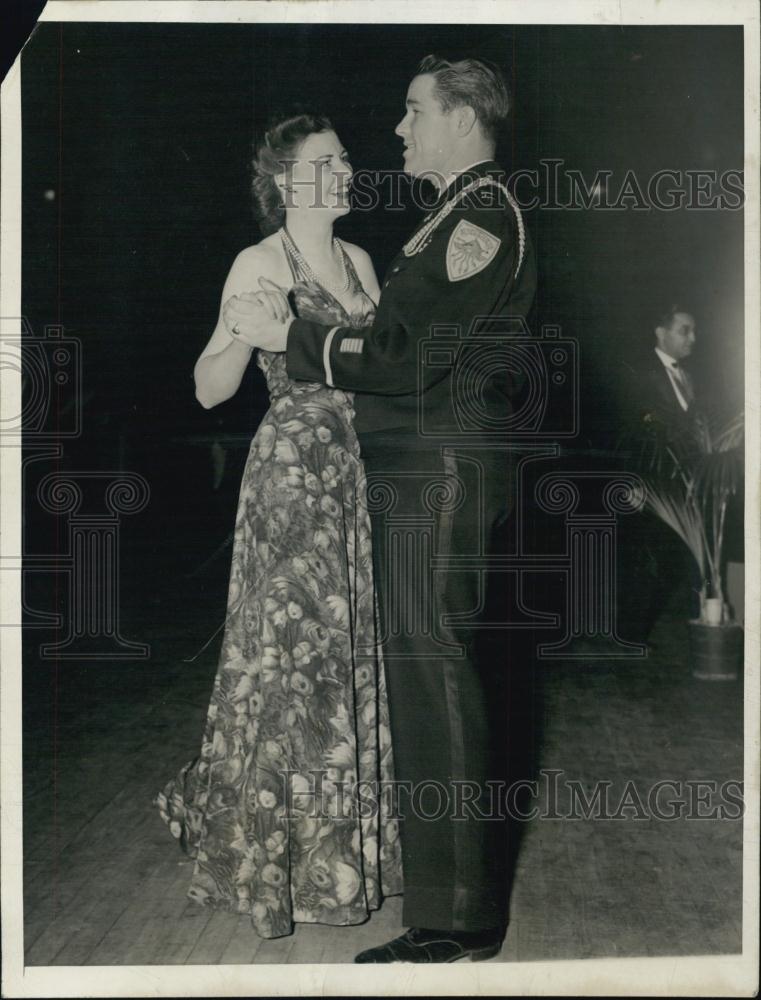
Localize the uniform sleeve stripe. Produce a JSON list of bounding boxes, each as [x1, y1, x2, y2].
[[339, 337, 364, 354], [323, 327, 339, 387]]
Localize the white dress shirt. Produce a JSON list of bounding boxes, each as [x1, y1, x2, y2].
[[654, 346, 692, 411]]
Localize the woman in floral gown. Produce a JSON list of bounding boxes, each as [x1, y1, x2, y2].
[[155, 112, 402, 939]]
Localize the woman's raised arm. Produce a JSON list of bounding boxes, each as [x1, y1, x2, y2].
[[194, 245, 277, 409]]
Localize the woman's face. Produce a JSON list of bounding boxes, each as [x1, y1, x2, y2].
[[283, 130, 353, 217]]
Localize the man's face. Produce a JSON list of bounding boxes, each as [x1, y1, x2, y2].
[[394, 73, 459, 180], [656, 312, 696, 361]]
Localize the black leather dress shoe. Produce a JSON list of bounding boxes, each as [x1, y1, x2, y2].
[[354, 926, 503, 963]]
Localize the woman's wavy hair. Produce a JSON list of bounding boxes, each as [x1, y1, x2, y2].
[[251, 109, 333, 235]]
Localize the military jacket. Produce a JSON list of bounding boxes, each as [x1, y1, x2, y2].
[[285, 159, 537, 438]]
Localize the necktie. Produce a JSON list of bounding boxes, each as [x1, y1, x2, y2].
[[671, 362, 694, 407]]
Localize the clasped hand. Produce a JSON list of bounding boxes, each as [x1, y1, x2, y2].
[[223, 278, 292, 352]]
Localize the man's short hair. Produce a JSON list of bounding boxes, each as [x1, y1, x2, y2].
[[417, 54, 510, 142], [654, 303, 694, 330]]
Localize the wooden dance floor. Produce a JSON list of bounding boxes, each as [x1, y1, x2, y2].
[[21, 550, 743, 966]]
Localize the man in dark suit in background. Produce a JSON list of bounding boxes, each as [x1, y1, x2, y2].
[[630, 304, 702, 448], [617, 303, 703, 644]]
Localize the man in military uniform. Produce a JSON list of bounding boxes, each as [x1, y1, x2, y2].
[[230, 55, 536, 962]]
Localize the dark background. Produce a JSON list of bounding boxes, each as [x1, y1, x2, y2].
[[20, 20, 744, 577]]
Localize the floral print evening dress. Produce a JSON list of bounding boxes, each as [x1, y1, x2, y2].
[[155, 233, 403, 938]]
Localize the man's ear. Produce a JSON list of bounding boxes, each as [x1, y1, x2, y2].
[[454, 104, 477, 136]]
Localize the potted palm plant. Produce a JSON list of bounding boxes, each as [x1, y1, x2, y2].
[[632, 409, 744, 679]]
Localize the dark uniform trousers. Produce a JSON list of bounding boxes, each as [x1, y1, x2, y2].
[[360, 432, 513, 932], [286, 159, 537, 933]]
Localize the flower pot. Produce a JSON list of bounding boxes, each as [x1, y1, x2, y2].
[[726, 561, 745, 625], [688, 620, 743, 680], [703, 598, 723, 625]]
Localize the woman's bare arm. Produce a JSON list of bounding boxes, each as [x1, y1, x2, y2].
[[194, 244, 282, 409]]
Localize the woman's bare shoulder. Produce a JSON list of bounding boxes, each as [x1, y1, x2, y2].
[[234, 236, 280, 267], [339, 240, 373, 268], [230, 236, 289, 283], [339, 241, 379, 300]]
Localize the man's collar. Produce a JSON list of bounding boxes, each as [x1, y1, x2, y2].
[[654, 346, 680, 368], [428, 159, 504, 209], [444, 159, 496, 190]]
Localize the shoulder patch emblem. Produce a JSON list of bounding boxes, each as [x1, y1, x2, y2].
[[446, 219, 501, 282]]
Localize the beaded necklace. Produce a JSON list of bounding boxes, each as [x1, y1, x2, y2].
[[402, 176, 526, 278], [280, 226, 350, 295]]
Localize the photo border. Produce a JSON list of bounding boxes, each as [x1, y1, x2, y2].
[[1, 1, 758, 996]]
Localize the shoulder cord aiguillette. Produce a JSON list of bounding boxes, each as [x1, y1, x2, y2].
[[402, 176, 525, 279]]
